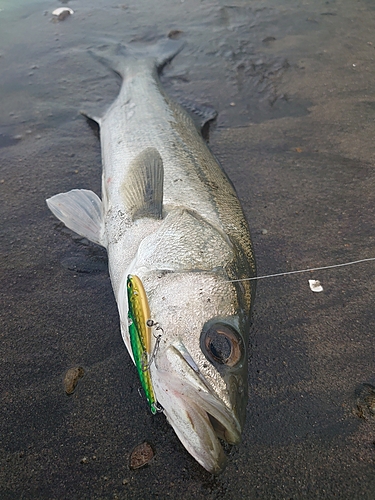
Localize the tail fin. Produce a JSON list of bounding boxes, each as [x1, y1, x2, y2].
[[88, 37, 184, 78]]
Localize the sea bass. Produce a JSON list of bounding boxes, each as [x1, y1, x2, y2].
[[46, 38, 256, 474]]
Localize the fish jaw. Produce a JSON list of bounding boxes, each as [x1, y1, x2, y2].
[[151, 341, 243, 474]]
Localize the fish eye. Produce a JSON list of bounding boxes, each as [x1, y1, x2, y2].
[[201, 323, 243, 367]]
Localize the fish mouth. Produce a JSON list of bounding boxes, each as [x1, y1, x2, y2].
[[151, 341, 242, 474]]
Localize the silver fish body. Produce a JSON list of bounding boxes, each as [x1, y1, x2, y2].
[[47, 39, 256, 474]]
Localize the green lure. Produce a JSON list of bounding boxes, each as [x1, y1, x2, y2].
[[127, 274, 158, 415]]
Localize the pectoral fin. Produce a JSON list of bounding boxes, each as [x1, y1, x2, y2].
[[121, 147, 164, 220], [46, 189, 106, 247]]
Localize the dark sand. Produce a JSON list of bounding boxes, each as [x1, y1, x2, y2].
[[1, 0, 374, 498]]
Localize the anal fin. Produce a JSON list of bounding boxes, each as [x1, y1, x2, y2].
[[80, 110, 102, 140], [46, 189, 105, 247], [121, 148, 164, 220]]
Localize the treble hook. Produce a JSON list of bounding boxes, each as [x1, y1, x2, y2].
[[141, 319, 163, 371]]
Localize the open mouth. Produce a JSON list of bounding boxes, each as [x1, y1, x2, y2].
[[150, 341, 242, 474], [208, 413, 235, 444]]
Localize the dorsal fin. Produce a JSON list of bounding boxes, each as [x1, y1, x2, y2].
[[121, 147, 164, 220], [179, 99, 217, 137]]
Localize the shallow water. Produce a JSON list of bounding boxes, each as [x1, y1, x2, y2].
[[1, 0, 375, 498]]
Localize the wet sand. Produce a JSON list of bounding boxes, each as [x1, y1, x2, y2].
[[1, 0, 374, 498]]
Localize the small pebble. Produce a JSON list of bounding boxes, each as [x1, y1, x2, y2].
[[64, 366, 85, 395], [168, 30, 183, 39], [261, 229, 268, 235], [129, 442, 154, 469]]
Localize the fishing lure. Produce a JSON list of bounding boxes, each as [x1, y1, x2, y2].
[[127, 274, 159, 415]]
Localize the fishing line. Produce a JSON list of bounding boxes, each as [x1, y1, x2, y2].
[[228, 257, 375, 283]]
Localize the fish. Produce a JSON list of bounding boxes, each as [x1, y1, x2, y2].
[[46, 38, 256, 474]]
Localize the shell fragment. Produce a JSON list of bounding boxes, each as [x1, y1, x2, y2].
[[309, 279, 323, 292], [52, 8, 74, 19]]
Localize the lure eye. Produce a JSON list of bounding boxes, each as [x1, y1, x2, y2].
[[201, 323, 243, 367]]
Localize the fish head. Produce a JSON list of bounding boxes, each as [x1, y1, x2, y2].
[[142, 269, 251, 474]]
